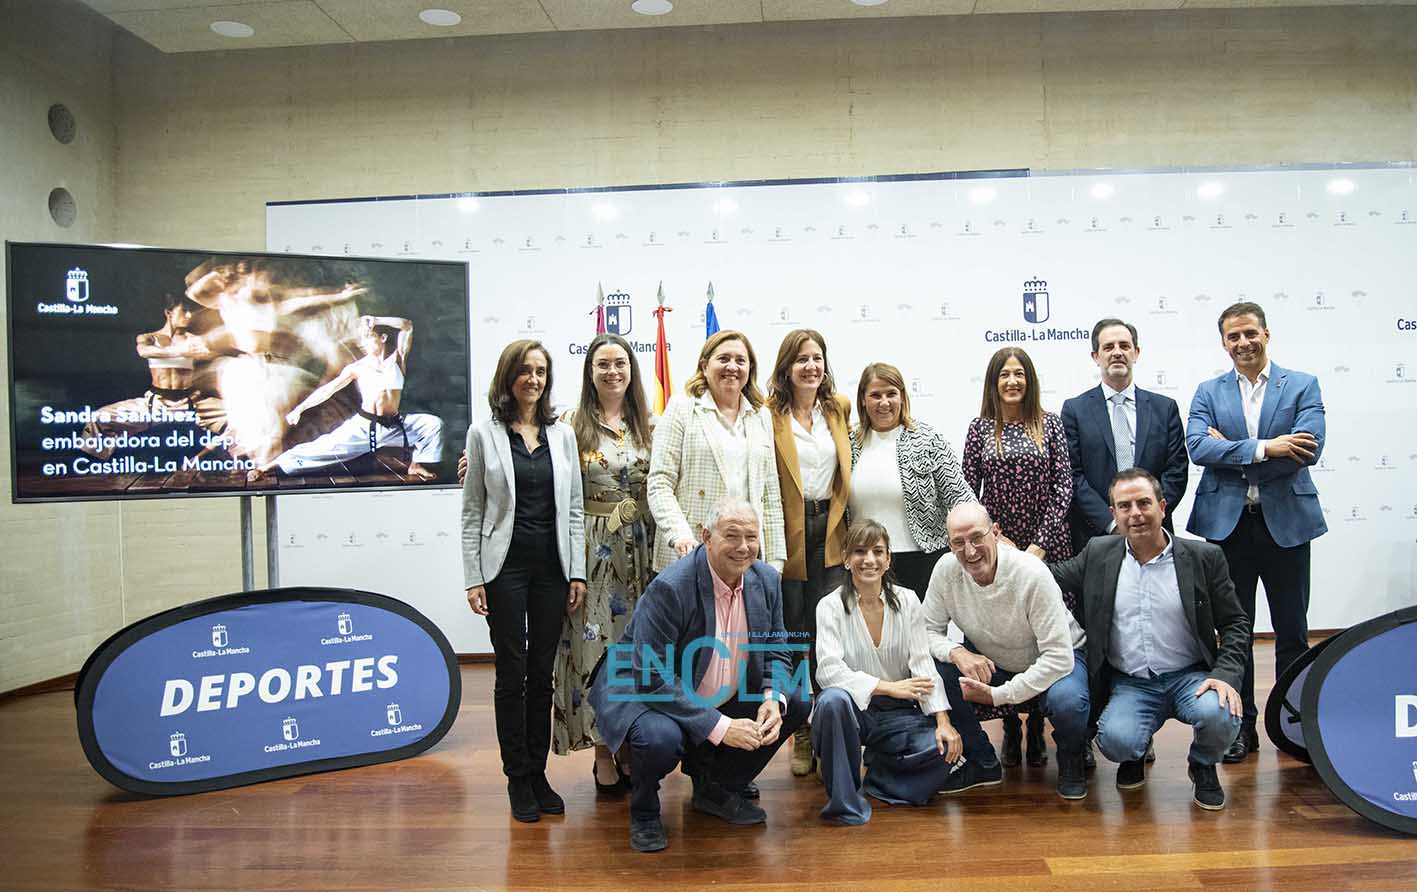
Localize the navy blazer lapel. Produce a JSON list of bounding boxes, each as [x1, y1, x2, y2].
[[1087, 388, 1117, 464], [1257, 365, 1287, 437], [692, 548, 717, 685], [744, 567, 771, 688], [1132, 387, 1153, 458]]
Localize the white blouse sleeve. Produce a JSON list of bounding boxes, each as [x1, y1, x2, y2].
[[900, 593, 950, 715], [814, 592, 881, 711]]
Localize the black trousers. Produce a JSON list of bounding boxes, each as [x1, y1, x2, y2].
[[1215, 507, 1312, 727], [485, 538, 568, 778], [891, 549, 946, 602], [626, 693, 810, 821], [780, 506, 845, 694]]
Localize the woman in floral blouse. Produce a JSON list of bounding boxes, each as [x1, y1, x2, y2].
[[961, 346, 1074, 769], [551, 333, 655, 794]]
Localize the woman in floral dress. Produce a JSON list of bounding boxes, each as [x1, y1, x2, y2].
[[961, 346, 1074, 769], [552, 333, 655, 793]]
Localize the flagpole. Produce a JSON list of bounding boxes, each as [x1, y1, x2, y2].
[[652, 282, 672, 414]]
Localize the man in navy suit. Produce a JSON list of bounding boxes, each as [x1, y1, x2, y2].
[[589, 497, 809, 852], [1185, 301, 1326, 763], [1062, 318, 1189, 556]]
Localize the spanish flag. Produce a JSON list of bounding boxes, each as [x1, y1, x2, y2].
[[652, 281, 672, 414]]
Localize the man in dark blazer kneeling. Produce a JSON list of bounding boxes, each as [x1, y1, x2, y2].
[[589, 497, 809, 852], [1049, 469, 1248, 810]]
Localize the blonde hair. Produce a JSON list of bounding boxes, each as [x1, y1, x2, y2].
[[683, 330, 765, 410]]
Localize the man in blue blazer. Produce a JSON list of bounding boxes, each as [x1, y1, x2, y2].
[[589, 497, 809, 853], [1186, 301, 1326, 763], [1062, 318, 1189, 556]]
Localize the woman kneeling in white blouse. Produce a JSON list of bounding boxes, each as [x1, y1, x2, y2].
[[812, 520, 963, 824]]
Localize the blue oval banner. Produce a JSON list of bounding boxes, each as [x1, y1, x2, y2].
[[1263, 634, 1337, 763], [1302, 605, 1417, 835], [75, 587, 460, 795]]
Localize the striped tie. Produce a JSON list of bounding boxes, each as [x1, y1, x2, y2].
[[1111, 392, 1134, 472]]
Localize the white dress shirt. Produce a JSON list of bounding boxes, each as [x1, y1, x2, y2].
[[847, 426, 921, 552], [1236, 362, 1271, 504], [815, 583, 949, 715], [1108, 531, 1207, 677], [698, 391, 751, 501], [791, 404, 838, 501]]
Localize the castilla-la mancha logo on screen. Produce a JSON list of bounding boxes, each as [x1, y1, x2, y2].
[[66, 268, 90, 302]]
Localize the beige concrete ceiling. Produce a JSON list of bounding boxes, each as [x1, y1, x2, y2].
[[82, 0, 1417, 53]]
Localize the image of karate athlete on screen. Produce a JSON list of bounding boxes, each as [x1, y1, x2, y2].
[[185, 259, 364, 465], [247, 315, 444, 481], [80, 293, 227, 459]]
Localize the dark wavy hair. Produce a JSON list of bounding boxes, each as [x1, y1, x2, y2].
[[767, 328, 846, 422], [487, 339, 556, 425], [572, 333, 652, 453], [979, 347, 1044, 453], [839, 519, 903, 614]]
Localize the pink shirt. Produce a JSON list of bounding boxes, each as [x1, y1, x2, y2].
[[698, 565, 750, 745]]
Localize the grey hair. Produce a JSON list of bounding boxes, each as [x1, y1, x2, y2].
[[703, 496, 760, 535]]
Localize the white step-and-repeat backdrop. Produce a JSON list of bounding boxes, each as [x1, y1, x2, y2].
[[268, 165, 1417, 653]]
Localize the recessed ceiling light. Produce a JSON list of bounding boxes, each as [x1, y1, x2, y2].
[[631, 0, 674, 15], [419, 9, 462, 27], [210, 21, 254, 38], [967, 185, 997, 203], [1090, 182, 1115, 200], [851, 0, 890, 6], [1197, 182, 1225, 200], [844, 189, 871, 208], [1326, 178, 1355, 196]]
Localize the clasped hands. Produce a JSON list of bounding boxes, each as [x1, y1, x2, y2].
[[722, 698, 784, 751]]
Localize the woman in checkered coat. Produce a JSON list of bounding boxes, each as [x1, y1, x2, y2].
[[646, 330, 786, 573]]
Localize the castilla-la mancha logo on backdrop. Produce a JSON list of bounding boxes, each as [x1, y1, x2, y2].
[[604, 290, 632, 335], [1023, 278, 1050, 324]]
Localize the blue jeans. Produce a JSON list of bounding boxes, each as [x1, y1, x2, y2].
[[936, 648, 1091, 761], [1096, 666, 1241, 767]]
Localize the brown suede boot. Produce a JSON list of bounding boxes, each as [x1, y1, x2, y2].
[[790, 723, 815, 776]]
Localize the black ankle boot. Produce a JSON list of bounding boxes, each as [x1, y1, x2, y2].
[[1001, 715, 1022, 767], [529, 772, 564, 814], [1025, 713, 1048, 767], [508, 776, 540, 823]]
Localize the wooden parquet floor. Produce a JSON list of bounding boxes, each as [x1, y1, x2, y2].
[[2, 642, 1412, 891]]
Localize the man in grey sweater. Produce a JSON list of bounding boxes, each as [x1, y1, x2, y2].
[[924, 503, 1092, 800]]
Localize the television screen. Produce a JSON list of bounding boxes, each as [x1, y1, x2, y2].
[[6, 242, 470, 502]]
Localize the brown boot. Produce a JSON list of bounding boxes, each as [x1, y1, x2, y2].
[[790, 723, 815, 776]]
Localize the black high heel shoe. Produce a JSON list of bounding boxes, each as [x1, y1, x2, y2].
[[594, 760, 629, 796]]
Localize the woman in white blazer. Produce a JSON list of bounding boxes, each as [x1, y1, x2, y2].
[[647, 329, 785, 572], [462, 339, 586, 823]]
